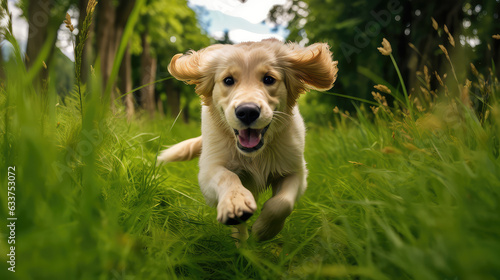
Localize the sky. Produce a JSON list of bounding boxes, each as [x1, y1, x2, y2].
[[187, 0, 289, 43], [1, 0, 29, 56], [1, 0, 290, 61]]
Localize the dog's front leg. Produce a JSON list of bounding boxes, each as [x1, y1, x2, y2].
[[252, 171, 306, 241], [199, 166, 257, 227]]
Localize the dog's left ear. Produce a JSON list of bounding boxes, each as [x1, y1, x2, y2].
[[286, 43, 338, 92]]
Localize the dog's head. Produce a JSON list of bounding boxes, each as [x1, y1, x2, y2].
[[168, 39, 338, 156]]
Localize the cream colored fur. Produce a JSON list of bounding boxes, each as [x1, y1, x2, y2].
[[158, 39, 337, 242]]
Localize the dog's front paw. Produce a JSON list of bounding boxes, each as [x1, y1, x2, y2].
[[217, 188, 257, 225]]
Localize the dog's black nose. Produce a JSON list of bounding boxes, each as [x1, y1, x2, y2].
[[235, 103, 260, 125]]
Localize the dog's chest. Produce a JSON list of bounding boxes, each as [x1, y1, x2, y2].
[[229, 144, 302, 192]]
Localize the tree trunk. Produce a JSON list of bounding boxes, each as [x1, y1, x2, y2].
[[119, 44, 135, 120], [95, 0, 136, 107], [96, 0, 116, 99], [165, 80, 180, 118], [140, 31, 157, 119], [182, 103, 190, 124], [26, 0, 52, 93]]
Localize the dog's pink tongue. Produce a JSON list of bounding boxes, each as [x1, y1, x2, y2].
[[238, 129, 261, 148]]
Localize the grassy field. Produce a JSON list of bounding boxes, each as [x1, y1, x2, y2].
[[1, 24, 500, 280], [2, 81, 500, 280]]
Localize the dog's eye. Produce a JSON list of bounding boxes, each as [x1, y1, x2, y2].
[[263, 75, 276, 85], [223, 77, 235, 86]]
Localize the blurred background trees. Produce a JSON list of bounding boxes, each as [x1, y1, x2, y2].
[[129, 0, 210, 121], [1, 0, 499, 123], [2, 0, 210, 121], [269, 0, 499, 121]]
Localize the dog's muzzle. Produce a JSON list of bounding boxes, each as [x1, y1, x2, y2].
[[234, 123, 271, 153]]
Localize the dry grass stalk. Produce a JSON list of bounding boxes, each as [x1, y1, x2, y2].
[[374, 84, 391, 94], [64, 13, 74, 32], [439, 45, 449, 57], [87, 0, 98, 14], [408, 42, 422, 56], [431, 17, 438, 30], [461, 79, 472, 107], [438, 44, 460, 91], [381, 146, 402, 154], [377, 38, 392, 56], [443, 25, 455, 47], [470, 63, 479, 77], [433, 71, 447, 96], [448, 35, 455, 47], [372, 91, 388, 107], [420, 86, 431, 102], [333, 106, 351, 118], [423, 65, 431, 88]]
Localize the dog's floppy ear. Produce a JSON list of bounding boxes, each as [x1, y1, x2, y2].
[[283, 43, 338, 110], [286, 42, 338, 91], [168, 52, 202, 83], [168, 45, 224, 100]]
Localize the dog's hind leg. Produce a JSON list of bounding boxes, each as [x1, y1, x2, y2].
[[157, 136, 202, 163], [231, 223, 249, 247], [252, 169, 307, 241]]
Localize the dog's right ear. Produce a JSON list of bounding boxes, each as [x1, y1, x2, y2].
[[168, 52, 202, 84], [168, 45, 224, 99]]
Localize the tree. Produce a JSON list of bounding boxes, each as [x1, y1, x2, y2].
[[119, 43, 135, 119], [139, 28, 156, 119], [269, 0, 499, 113], [22, 0, 72, 93], [94, 0, 136, 113], [131, 0, 210, 119]]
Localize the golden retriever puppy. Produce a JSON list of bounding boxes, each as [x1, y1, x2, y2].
[[158, 39, 337, 242]]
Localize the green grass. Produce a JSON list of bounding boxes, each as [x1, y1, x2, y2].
[[1, 76, 500, 279]]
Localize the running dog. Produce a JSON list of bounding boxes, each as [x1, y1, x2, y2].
[[158, 39, 338, 242]]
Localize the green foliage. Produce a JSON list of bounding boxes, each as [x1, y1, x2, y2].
[[50, 48, 75, 97], [131, 0, 211, 59], [128, 0, 210, 118], [2, 61, 500, 278], [302, 102, 500, 279], [270, 0, 500, 116]]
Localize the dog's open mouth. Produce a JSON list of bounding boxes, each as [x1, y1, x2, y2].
[[234, 123, 270, 152]]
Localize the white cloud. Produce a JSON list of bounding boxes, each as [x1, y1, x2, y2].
[[211, 30, 225, 40], [189, 0, 286, 24], [228, 29, 284, 44]]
